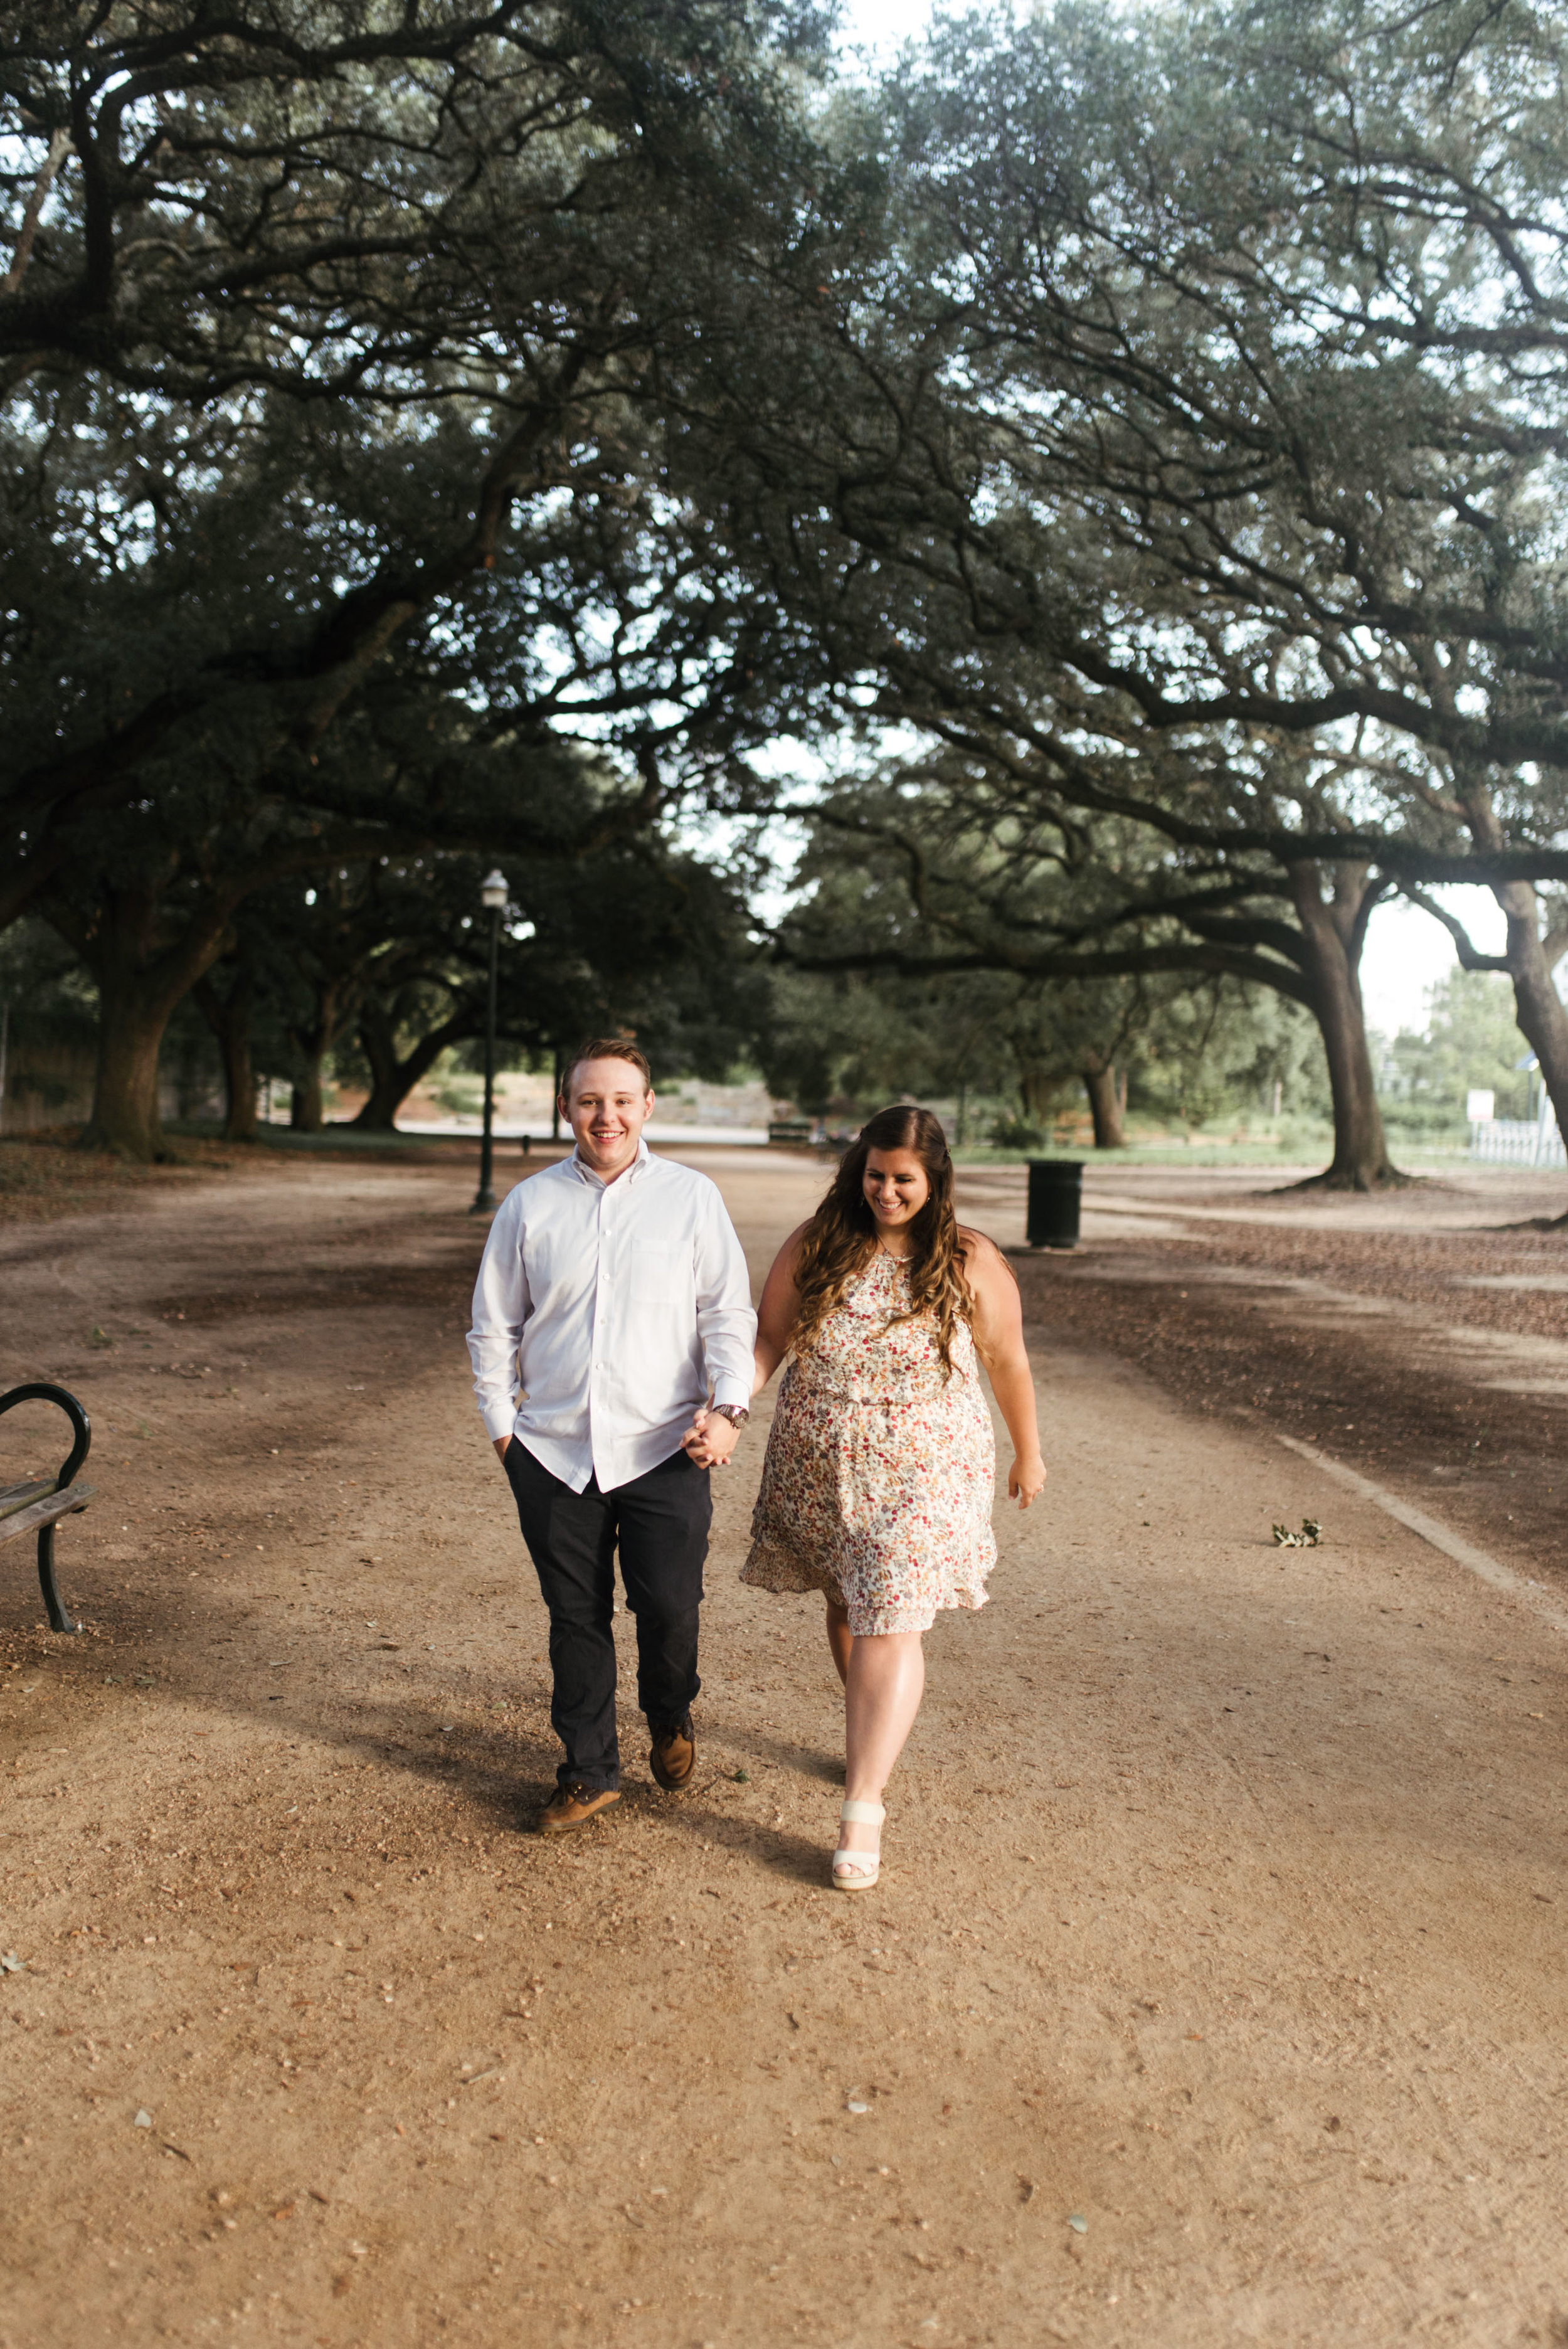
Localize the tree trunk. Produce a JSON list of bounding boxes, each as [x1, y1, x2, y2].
[[193, 970, 258, 1142], [351, 1003, 471, 1131], [287, 978, 346, 1133], [352, 1000, 405, 1131], [1493, 879, 1568, 1162], [1286, 862, 1403, 1189], [290, 1065, 324, 1131], [53, 888, 229, 1161], [80, 983, 172, 1159], [1081, 1058, 1125, 1147], [171, 1029, 210, 1123], [1449, 777, 1568, 1209]]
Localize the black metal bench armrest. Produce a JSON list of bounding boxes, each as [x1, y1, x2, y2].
[[0, 1384, 93, 1634], [0, 1384, 90, 1488]]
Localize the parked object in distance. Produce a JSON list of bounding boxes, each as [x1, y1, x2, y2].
[[1026, 1160, 1083, 1250]]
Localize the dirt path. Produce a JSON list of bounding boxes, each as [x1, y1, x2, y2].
[[957, 1160, 1568, 1585], [1, 1150, 1565, 2348]]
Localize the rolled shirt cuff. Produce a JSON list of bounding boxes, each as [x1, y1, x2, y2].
[[480, 1399, 519, 1443]]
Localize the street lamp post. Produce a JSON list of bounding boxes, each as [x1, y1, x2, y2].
[[470, 868, 509, 1214]]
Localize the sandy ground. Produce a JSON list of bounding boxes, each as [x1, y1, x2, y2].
[[1, 1145, 1565, 2348], [963, 1160, 1568, 1585]]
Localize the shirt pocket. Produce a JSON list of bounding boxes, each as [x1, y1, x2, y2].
[[629, 1241, 687, 1304]]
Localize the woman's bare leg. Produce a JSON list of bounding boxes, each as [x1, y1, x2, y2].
[[825, 1594, 853, 1687], [839, 1628, 925, 1854]]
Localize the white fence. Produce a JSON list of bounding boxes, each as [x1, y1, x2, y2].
[[1470, 1115, 1567, 1170]]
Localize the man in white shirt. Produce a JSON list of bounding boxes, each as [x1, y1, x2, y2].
[[468, 1039, 757, 1834]]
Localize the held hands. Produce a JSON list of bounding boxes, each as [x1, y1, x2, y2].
[[494, 1420, 741, 1467], [1009, 1453, 1048, 1509], [681, 1404, 739, 1471]]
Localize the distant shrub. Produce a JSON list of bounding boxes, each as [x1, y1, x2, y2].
[[430, 1074, 483, 1117], [989, 1112, 1044, 1150]]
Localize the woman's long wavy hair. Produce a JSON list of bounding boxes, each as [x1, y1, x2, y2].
[[792, 1105, 974, 1378]]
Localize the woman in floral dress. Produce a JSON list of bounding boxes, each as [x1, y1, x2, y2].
[[736, 1105, 1046, 1889]]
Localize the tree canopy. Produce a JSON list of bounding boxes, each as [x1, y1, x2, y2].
[[1, 0, 841, 1155], [667, 0, 1568, 1182], [6, 0, 1568, 1180]]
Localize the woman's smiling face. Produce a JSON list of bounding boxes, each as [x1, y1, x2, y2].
[[863, 1147, 931, 1233]]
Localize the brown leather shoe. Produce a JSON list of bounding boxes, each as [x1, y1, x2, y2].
[[649, 1714, 696, 1792], [538, 1782, 621, 1836]]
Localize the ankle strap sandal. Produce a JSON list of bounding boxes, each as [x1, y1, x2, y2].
[[831, 1799, 884, 1892]]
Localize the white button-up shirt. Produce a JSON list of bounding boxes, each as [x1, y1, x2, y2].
[[467, 1140, 756, 1493]]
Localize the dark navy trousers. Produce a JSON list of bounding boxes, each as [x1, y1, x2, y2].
[[503, 1440, 711, 1791]]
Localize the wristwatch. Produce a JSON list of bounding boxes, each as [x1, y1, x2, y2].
[[708, 1403, 750, 1428]]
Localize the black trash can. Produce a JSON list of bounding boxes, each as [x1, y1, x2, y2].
[[1025, 1159, 1083, 1249]]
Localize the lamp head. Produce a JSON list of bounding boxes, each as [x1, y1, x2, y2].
[[480, 868, 509, 911]]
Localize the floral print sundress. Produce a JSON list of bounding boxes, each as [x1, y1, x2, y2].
[[741, 1246, 997, 1635]]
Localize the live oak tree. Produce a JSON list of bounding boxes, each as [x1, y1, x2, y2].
[[890, 0, 1568, 1168], [762, 961, 1143, 1148], [781, 748, 1407, 1181], [759, 962, 1022, 1130], [193, 865, 493, 1141], [186, 825, 755, 1137], [0, 918, 99, 1130], [341, 835, 758, 1134], [190, 907, 299, 1143], [27, 0, 1565, 1187], [678, 0, 1568, 1190], [775, 773, 1324, 1148], [766, 792, 1136, 1136], [1, 0, 833, 403], [1, 0, 838, 1155], [2, 316, 812, 1156], [242, 868, 419, 1136]]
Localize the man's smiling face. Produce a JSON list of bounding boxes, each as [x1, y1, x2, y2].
[[563, 1057, 655, 1179]]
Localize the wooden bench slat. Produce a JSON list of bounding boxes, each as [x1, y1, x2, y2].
[[0, 1480, 56, 1522], [0, 1482, 95, 1546]]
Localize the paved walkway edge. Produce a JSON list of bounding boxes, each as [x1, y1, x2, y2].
[[1274, 1431, 1568, 1638]]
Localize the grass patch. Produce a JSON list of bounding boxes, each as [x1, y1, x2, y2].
[[168, 1120, 436, 1155]]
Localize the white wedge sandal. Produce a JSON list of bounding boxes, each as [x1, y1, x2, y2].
[[831, 1799, 885, 1892]]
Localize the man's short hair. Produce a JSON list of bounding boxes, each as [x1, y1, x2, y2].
[[561, 1036, 654, 1096]]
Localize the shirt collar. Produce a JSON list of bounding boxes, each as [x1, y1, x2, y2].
[[568, 1135, 651, 1190]]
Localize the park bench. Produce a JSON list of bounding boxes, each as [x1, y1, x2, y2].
[[0, 1383, 94, 1635], [767, 1118, 816, 1146]]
